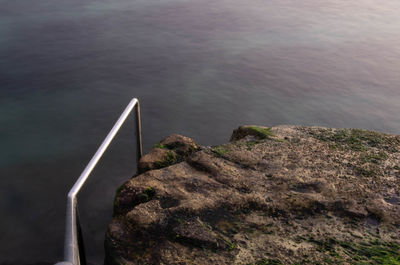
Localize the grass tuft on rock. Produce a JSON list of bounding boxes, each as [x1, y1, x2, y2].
[[226, 242, 236, 251]]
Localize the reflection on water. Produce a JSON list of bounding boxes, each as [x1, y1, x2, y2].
[[1, 0, 400, 263]]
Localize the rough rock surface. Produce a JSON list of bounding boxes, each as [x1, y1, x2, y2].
[[105, 126, 400, 265], [137, 134, 198, 174]]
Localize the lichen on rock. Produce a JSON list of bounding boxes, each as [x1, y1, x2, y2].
[[105, 126, 400, 265]]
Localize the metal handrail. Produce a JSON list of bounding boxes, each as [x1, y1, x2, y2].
[[55, 98, 142, 265]]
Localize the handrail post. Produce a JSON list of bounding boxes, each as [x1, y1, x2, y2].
[[135, 101, 143, 163], [55, 98, 142, 265]]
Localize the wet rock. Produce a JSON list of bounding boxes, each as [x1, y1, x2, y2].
[[106, 126, 400, 265]]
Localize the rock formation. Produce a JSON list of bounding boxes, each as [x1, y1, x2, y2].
[[105, 126, 400, 264]]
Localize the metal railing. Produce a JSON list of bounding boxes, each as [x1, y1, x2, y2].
[[55, 98, 142, 265]]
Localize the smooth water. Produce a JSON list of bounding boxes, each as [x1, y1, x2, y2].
[[1, 0, 400, 263]]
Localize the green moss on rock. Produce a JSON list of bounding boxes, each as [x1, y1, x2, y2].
[[153, 151, 178, 169], [247, 126, 274, 139], [230, 125, 274, 141], [153, 142, 167, 149], [211, 145, 230, 157], [309, 128, 399, 152]]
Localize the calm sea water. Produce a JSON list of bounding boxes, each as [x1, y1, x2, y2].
[[1, 0, 400, 263]]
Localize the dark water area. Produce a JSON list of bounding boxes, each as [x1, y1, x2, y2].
[[1, 0, 400, 263]]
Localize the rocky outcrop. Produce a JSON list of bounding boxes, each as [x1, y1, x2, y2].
[[105, 126, 400, 265], [137, 134, 198, 174]]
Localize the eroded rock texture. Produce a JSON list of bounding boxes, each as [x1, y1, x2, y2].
[[105, 126, 400, 264]]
